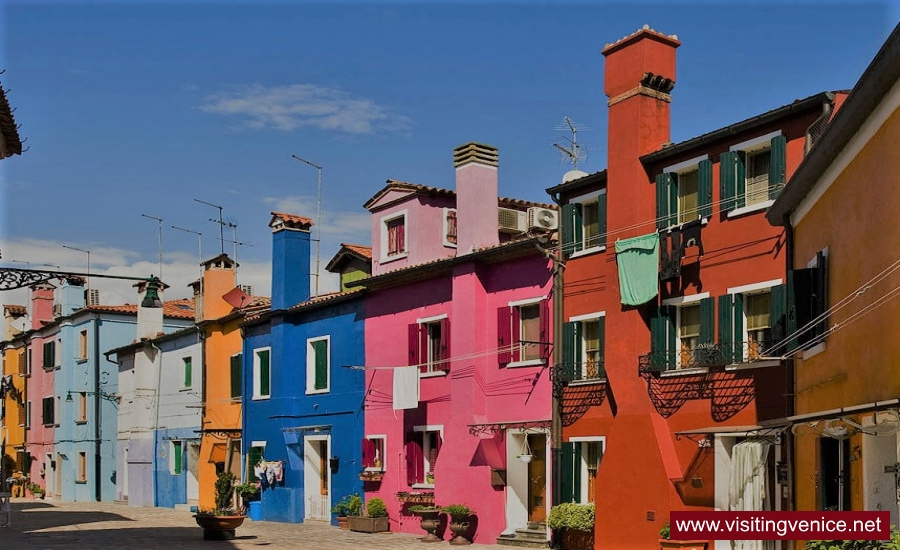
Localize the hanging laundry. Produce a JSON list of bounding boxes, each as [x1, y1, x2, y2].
[[392, 365, 420, 410], [272, 461, 284, 486], [615, 232, 660, 306]]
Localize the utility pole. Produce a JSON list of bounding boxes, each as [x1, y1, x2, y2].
[[291, 154, 323, 296]]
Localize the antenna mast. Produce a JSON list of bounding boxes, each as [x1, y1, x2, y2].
[[194, 198, 227, 255], [552, 116, 589, 171]]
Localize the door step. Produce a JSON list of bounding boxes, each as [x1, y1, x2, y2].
[[497, 525, 548, 548]]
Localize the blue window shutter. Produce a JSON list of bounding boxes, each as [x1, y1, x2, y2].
[[562, 321, 578, 380], [698, 159, 713, 218], [769, 135, 787, 199], [732, 294, 744, 361]]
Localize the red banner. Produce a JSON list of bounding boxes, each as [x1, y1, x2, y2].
[[670, 511, 890, 541]]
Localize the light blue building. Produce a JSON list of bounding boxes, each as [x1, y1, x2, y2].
[[240, 213, 368, 523]]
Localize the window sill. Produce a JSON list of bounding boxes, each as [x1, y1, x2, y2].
[[412, 483, 435, 490], [726, 200, 774, 219], [179, 387, 193, 392], [75, 480, 87, 485], [506, 359, 545, 369], [568, 377, 608, 386], [76, 358, 88, 364], [570, 245, 607, 259], [801, 342, 827, 360], [725, 359, 780, 371], [75, 420, 87, 425], [380, 252, 408, 264], [305, 388, 330, 395], [660, 367, 708, 378], [251, 395, 271, 401], [420, 371, 448, 379]]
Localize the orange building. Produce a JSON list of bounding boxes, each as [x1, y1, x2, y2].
[[1, 305, 28, 496], [547, 27, 846, 548], [768, 24, 900, 523], [195, 254, 269, 509]]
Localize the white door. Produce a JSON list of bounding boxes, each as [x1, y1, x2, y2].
[[186, 443, 200, 504], [303, 435, 330, 520]]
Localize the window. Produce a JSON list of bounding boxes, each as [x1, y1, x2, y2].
[[42, 341, 55, 369], [791, 251, 828, 350], [55, 338, 62, 367], [18, 350, 27, 375], [720, 281, 786, 363], [246, 442, 266, 482], [818, 437, 850, 511], [77, 452, 87, 482], [380, 210, 408, 261], [170, 441, 183, 475], [444, 208, 457, 247], [655, 156, 712, 229], [498, 299, 549, 366], [306, 336, 330, 393], [252, 348, 271, 399], [562, 190, 607, 256], [409, 315, 450, 374], [721, 133, 787, 214], [406, 427, 442, 486], [42, 397, 54, 426], [24, 400, 30, 428], [78, 330, 88, 360], [18, 400, 25, 427], [76, 392, 87, 423], [362, 435, 386, 472], [230, 353, 242, 399], [563, 313, 606, 381], [562, 438, 604, 504], [25, 348, 31, 376], [55, 396, 61, 426], [15, 450, 28, 473], [182, 357, 192, 388], [649, 296, 714, 371]]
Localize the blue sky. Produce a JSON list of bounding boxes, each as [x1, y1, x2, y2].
[[0, 1, 896, 307]]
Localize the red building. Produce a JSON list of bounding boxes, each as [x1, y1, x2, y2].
[[546, 27, 846, 549]]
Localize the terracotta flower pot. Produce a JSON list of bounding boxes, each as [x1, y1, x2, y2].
[[194, 514, 246, 540]]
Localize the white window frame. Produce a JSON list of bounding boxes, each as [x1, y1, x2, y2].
[[365, 434, 387, 472], [252, 347, 271, 400], [568, 311, 606, 383], [507, 297, 546, 368], [306, 335, 331, 394], [570, 189, 607, 258], [568, 436, 605, 504], [380, 209, 409, 263], [247, 441, 267, 483], [661, 293, 710, 371], [417, 313, 449, 377], [664, 154, 710, 228], [442, 207, 457, 248], [412, 425, 443, 488], [727, 130, 782, 217]]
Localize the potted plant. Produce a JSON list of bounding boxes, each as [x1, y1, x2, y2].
[[235, 482, 261, 520], [442, 504, 475, 545], [194, 472, 246, 540], [547, 502, 594, 550], [409, 504, 443, 543], [332, 493, 361, 530], [348, 497, 390, 533], [658, 522, 708, 550], [26, 482, 45, 500]]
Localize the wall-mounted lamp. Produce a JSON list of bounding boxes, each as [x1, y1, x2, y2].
[[329, 457, 340, 474]]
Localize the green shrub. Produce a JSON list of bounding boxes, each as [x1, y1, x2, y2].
[[347, 494, 363, 516], [547, 502, 595, 532], [408, 504, 440, 512], [234, 482, 260, 502], [659, 522, 670, 540], [366, 497, 388, 518], [214, 472, 236, 512], [332, 494, 354, 516], [442, 504, 475, 521]]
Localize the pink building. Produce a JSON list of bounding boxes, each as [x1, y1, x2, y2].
[[353, 143, 556, 544], [24, 283, 58, 496]]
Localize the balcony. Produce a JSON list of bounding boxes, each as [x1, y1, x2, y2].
[[639, 341, 780, 376], [553, 359, 607, 385]]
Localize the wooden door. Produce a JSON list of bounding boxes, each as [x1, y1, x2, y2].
[[527, 434, 546, 522]]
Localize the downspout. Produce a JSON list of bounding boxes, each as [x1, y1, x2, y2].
[[547, 192, 566, 508], [150, 340, 163, 507], [783, 215, 796, 513], [93, 316, 101, 502]]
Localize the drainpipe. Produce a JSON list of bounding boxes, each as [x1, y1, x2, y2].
[[546, 194, 566, 507], [150, 339, 163, 507], [782, 216, 796, 513], [93, 316, 101, 502]]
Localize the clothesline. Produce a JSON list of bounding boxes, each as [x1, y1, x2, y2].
[[253, 459, 285, 491]]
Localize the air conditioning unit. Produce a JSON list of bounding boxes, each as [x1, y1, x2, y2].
[[85, 289, 100, 306], [240, 285, 253, 296], [527, 207, 559, 231], [498, 208, 527, 233]]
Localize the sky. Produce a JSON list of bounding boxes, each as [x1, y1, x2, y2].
[[0, 0, 897, 310]]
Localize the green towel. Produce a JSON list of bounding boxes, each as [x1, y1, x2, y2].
[[614, 232, 660, 306]]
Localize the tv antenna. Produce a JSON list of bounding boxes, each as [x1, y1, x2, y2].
[[552, 116, 589, 171], [194, 198, 226, 255]]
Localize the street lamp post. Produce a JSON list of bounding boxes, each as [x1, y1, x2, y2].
[[291, 154, 323, 296]]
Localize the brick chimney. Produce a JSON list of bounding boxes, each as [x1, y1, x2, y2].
[[269, 212, 313, 309], [454, 142, 500, 254], [200, 254, 238, 321], [30, 283, 55, 329], [602, 25, 680, 232]]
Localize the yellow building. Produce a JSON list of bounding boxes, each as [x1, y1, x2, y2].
[[1, 305, 28, 496], [195, 254, 269, 509], [768, 23, 900, 521]]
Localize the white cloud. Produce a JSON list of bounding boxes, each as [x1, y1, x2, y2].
[[198, 83, 412, 135], [262, 195, 370, 244]]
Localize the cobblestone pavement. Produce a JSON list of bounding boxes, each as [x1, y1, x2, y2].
[[1, 498, 504, 549]]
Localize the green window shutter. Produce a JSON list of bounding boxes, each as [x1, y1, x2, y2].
[[668, 174, 678, 227], [769, 135, 787, 199], [561, 442, 576, 503], [248, 446, 264, 482], [572, 443, 582, 503], [183, 358, 192, 388], [562, 322, 576, 380], [597, 192, 608, 248], [573, 204, 584, 253], [173, 442, 183, 475], [732, 294, 744, 362], [735, 152, 746, 209], [718, 294, 734, 362], [313, 340, 328, 390], [699, 297, 715, 345], [651, 306, 675, 370], [561, 203, 576, 256], [258, 349, 270, 397], [769, 284, 786, 354], [230, 354, 242, 398], [719, 152, 736, 213], [655, 173, 671, 229], [698, 159, 713, 218]]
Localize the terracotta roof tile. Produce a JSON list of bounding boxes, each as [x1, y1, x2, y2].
[[342, 243, 372, 259], [270, 212, 314, 230], [3, 305, 27, 317], [86, 298, 196, 319]]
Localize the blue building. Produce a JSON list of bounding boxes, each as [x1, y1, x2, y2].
[[54, 279, 194, 502], [240, 213, 368, 523]]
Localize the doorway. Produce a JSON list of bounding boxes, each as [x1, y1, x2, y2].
[[186, 442, 200, 505], [303, 435, 330, 520], [527, 433, 547, 523]]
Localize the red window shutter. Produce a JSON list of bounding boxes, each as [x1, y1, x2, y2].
[[435, 432, 443, 464], [539, 299, 550, 360], [405, 433, 423, 485], [511, 306, 522, 363], [362, 438, 375, 468], [408, 323, 421, 368], [439, 317, 450, 371], [497, 306, 512, 365]]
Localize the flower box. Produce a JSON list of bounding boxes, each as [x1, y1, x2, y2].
[[396, 491, 435, 504]]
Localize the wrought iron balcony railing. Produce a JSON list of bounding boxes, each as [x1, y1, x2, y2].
[[638, 341, 781, 375], [553, 359, 608, 384]]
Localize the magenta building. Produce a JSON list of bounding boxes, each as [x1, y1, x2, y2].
[[351, 143, 555, 544]]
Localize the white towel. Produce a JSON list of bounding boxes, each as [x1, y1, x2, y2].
[[392, 365, 420, 410]]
